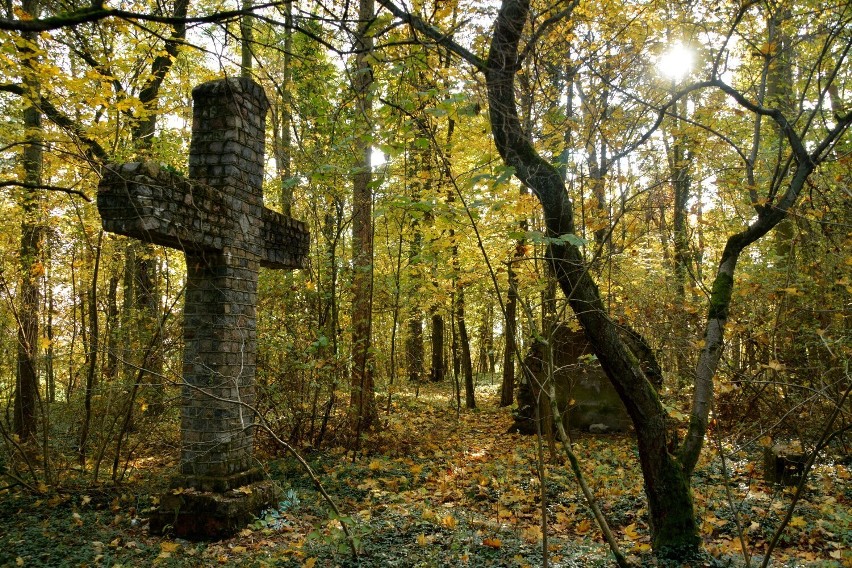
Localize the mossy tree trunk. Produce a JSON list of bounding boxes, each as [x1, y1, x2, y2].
[[485, 0, 701, 555]]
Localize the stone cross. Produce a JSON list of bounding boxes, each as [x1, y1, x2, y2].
[[98, 77, 309, 494]]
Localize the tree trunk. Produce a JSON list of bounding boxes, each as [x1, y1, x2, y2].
[[240, 0, 253, 76], [78, 233, 103, 466], [45, 255, 55, 403], [349, 0, 377, 431], [456, 287, 475, 409], [486, 0, 700, 555], [407, 310, 424, 382], [500, 261, 517, 406], [430, 312, 445, 381], [104, 274, 120, 382], [272, 0, 294, 216], [13, 0, 44, 440], [123, 0, 189, 416], [406, 120, 429, 383]]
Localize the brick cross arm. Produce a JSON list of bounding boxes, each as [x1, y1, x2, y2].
[[98, 161, 309, 269]]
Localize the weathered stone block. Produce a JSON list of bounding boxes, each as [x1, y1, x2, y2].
[[511, 324, 662, 434], [149, 478, 280, 540], [764, 442, 806, 485]]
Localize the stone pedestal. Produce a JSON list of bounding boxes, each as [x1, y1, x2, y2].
[[149, 478, 280, 540], [763, 443, 806, 485], [513, 325, 648, 434]]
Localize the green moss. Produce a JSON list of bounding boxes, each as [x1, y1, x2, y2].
[[650, 463, 702, 561], [707, 272, 734, 320]]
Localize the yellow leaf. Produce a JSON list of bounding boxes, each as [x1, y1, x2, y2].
[[231, 546, 246, 554], [303, 558, 317, 568], [236, 486, 252, 494], [522, 525, 542, 543], [441, 514, 457, 530], [16, 558, 24, 566], [416, 533, 428, 546], [482, 537, 502, 548], [368, 460, 383, 471], [160, 541, 180, 553], [789, 516, 807, 529], [623, 523, 640, 540], [575, 519, 591, 534]]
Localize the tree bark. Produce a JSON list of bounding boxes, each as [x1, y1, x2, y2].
[[13, 0, 44, 441], [499, 261, 517, 406], [457, 287, 475, 409], [240, 0, 253, 76], [429, 312, 445, 381], [123, 0, 189, 416], [272, 0, 294, 216], [486, 0, 700, 555], [349, 0, 377, 430], [78, 232, 102, 466]]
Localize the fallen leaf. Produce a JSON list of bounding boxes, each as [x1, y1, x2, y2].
[[789, 516, 807, 529], [522, 525, 542, 543], [482, 537, 502, 549], [441, 514, 457, 530], [623, 523, 640, 540]]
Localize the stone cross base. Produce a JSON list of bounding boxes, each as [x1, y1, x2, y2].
[[182, 467, 264, 493], [149, 479, 280, 540]]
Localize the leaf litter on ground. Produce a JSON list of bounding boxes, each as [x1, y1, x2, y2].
[[1, 381, 850, 567]]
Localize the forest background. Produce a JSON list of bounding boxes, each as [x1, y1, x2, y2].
[[0, 0, 849, 565]]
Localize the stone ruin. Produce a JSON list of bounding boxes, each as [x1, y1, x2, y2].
[[97, 77, 309, 538], [511, 324, 662, 435]]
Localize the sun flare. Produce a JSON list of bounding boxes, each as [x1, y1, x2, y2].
[[658, 43, 694, 81]]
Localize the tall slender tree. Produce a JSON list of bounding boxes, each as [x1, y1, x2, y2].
[[12, 0, 44, 440], [349, 0, 378, 431]]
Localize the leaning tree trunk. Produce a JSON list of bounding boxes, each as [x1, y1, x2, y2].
[[486, 0, 700, 555]]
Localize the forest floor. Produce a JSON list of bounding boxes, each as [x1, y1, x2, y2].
[[1, 381, 850, 567]]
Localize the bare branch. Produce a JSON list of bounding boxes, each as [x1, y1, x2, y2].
[[375, 0, 487, 71], [0, 180, 92, 201]]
